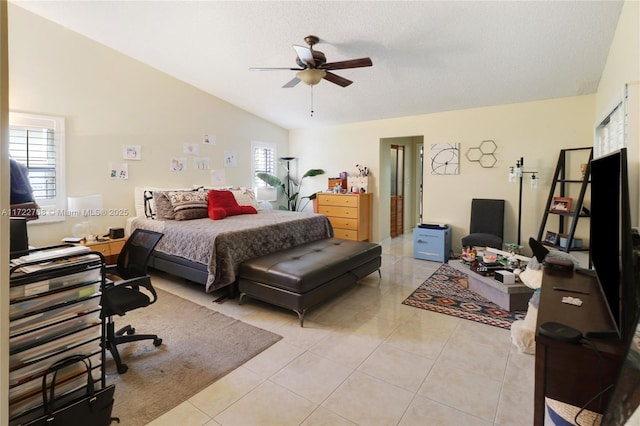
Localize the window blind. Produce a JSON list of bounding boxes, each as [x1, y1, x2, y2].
[[9, 128, 57, 200], [253, 145, 276, 188]]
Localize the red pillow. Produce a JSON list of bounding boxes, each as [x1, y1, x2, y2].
[[208, 190, 257, 220]]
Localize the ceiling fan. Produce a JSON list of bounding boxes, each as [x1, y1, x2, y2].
[[250, 35, 373, 88]]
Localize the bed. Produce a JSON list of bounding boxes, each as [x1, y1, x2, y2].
[[129, 209, 334, 293]]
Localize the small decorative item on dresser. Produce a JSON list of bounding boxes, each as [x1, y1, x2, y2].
[[551, 197, 572, 213], [109, 227, 125, 239], [544, 231, 558, 245]]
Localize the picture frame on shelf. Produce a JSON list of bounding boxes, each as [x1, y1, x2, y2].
[[544, 231, 558, 245], [551, 196, 572, 213]]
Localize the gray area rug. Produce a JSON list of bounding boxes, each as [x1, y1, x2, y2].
[[106, 288, 282, 425]]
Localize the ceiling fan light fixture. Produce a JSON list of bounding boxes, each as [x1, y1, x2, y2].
[[297, 69, 326, 86]]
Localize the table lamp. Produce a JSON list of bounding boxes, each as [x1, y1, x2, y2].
[[67, 194, 103, 241]]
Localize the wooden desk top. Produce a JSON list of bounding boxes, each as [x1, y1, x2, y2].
[[537, 268, 624, 354]]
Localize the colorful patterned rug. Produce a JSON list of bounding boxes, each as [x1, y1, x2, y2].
[[402, 263, 526, 329]]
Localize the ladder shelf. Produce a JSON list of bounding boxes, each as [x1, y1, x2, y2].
[[536, 147, 593, 253]]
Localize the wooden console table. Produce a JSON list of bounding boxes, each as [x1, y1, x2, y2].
[[534, 269, 625, 425]]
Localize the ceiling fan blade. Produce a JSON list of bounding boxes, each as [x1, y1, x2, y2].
[[323, 71, 353, 87], [322, 57, 373, 70], [249, 67, 303, 71], [293, 45, 314, 67], [282, 77, 301, 88]]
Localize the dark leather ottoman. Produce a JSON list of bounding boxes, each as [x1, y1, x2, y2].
[[238, 238, 381, 326]]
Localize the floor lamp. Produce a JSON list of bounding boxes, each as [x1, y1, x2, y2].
[[280, 157, 296, 211], [509, 157, 538, 246]]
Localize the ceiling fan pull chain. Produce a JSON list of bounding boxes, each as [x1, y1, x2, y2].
[[310, 85, 314, 117]]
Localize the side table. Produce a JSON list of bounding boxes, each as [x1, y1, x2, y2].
[[413, 226, 451, 262], [80, 238, 127, 265]]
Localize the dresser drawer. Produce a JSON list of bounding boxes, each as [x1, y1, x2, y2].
[[328, 216, 358, 230], [333, 228, 359, 241], [318, 205, 359, 218], [89, 243, 111, 257], [317, 194, 360, 208]]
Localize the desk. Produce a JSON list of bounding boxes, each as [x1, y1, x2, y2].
[[534, 269, 625, 425]]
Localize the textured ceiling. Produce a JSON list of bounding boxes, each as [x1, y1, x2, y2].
[[13, 1, 624, 130]]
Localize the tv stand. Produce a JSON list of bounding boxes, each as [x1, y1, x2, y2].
[[534, 269, 625, 425], [584, 330, 620, 339]]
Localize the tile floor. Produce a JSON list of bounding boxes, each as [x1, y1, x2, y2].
[[144, 234, 535, 426]]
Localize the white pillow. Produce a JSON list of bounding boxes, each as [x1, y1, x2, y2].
[[231, 189, 259, 210], [133, 186, 190, 218]]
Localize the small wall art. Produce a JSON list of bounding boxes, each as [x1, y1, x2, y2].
[[430, 143, 459, 175], [224, 151, 238, 168], [170, 157, 187, 172], [122, 145, 141, 160], [203, 134, 215, 145], [184, 143, 200, 155], [210, 169, 226, 186], [194, 157, 210, 170], [109, 162, 129, 179]]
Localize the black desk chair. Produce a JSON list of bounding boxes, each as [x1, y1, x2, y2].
[[461, 198, 505, 249], [100, 229, 164, 374]]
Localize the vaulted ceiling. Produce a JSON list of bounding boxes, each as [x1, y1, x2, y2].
[[13, 1, 624, 130]]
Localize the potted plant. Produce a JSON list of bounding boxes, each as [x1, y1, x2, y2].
[[256, 159, 324, 211]]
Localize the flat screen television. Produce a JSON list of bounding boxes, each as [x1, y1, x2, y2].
[[9, 217, 29, 259], [590, 147, 640, 344]]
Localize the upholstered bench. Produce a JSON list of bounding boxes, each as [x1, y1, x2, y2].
[[238, 238, 382, 326]]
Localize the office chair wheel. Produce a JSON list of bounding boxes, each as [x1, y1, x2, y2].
[[127, 327, 136, 335], [118, 363, 128, 374], [153, 338, 163, 346]]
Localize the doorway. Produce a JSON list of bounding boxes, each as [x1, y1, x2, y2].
[[390, 144, 405, 238]]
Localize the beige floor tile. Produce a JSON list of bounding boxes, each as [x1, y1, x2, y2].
[[301, 406, 357, 426], [322, 371, 414, 426], [241, 340, 306, 379], [146, 400, 210, 426], [144, 234, 535, 426], [358, 342, 434, 392], [419, 359, 502, 422], [399, 394, 491, 426], [438, 331, 510, 381], [271, 351, 353, 403], [188, 366, 264, 417], [214, 381, 316, 426], [384, 321, 453, 360], [309, 329, 384, 369]]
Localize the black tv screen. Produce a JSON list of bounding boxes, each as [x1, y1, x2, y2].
[[9, 217, 29, 259], [590, 148, 638, 343]]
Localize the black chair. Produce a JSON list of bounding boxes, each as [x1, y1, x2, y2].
[[461, 199, 505, 249], [100, 229, 164, 374]]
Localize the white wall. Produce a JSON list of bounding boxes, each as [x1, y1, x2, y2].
[[8, 4, 289, 247], [595, 0, 640, 226], [291, 95, 596, 253]]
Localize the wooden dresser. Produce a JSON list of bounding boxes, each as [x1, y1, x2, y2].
[[80, 238, 127, 264], [315, 192, 372, 241]]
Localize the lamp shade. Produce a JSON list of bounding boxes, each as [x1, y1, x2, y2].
[[67, 194, 103, 217], [297, 69, 326, 86]]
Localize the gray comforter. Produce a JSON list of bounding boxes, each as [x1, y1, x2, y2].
[[131, 211, 333, 292]]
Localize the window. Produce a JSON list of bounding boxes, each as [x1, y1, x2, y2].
[[251, 141, 276, 189], [9, 112, 66, 223]]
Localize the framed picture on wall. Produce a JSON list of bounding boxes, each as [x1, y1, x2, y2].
[[551, 197, 572, 213]]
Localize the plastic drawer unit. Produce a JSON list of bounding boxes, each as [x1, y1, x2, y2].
[[413, 226, 452, 262]]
